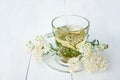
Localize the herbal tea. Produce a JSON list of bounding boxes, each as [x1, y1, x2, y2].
[[55, 26, 86, 59]]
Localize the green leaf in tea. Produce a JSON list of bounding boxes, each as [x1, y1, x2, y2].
[[54, 26, 86, 58]]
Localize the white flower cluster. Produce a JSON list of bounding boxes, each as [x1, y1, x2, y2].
[[67, 34, 109, 73], [25, 40, 34, 53], [77, 41, 109, 73], [96, 44, 108, 54], [77, 42, 94, 54], [67, 57, 81, 74], [81, 53, 108, 73], [25, 35, 50, 61]]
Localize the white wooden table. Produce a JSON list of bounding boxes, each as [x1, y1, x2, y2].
[[0, 0, 120, 80]]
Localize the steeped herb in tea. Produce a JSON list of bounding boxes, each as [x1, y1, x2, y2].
[[55, 26, 87, 59]]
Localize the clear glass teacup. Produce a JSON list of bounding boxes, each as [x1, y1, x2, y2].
[[51, 15, 90, 63]]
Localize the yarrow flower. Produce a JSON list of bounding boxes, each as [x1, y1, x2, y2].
[[81, 52, 109, 73], [96, 44, 108, 54], [67, 57, 82, 73], [34, 35, 50, 52], [75, 36, 109, 73], [78, 42, 94, 54], [25, 40, 34, 53], [25, 35, 50, 61]]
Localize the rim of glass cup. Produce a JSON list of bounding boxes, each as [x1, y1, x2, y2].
[[51, 15, 90, 30]]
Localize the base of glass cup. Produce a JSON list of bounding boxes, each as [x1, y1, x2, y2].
[[43, 53, 84, 73], [60, 56, 70, 63], [55, 56, 69, 67], [44, 33, 84, 73]]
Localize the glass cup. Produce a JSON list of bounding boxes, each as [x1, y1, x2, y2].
[[51, 15, 90, 63]]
